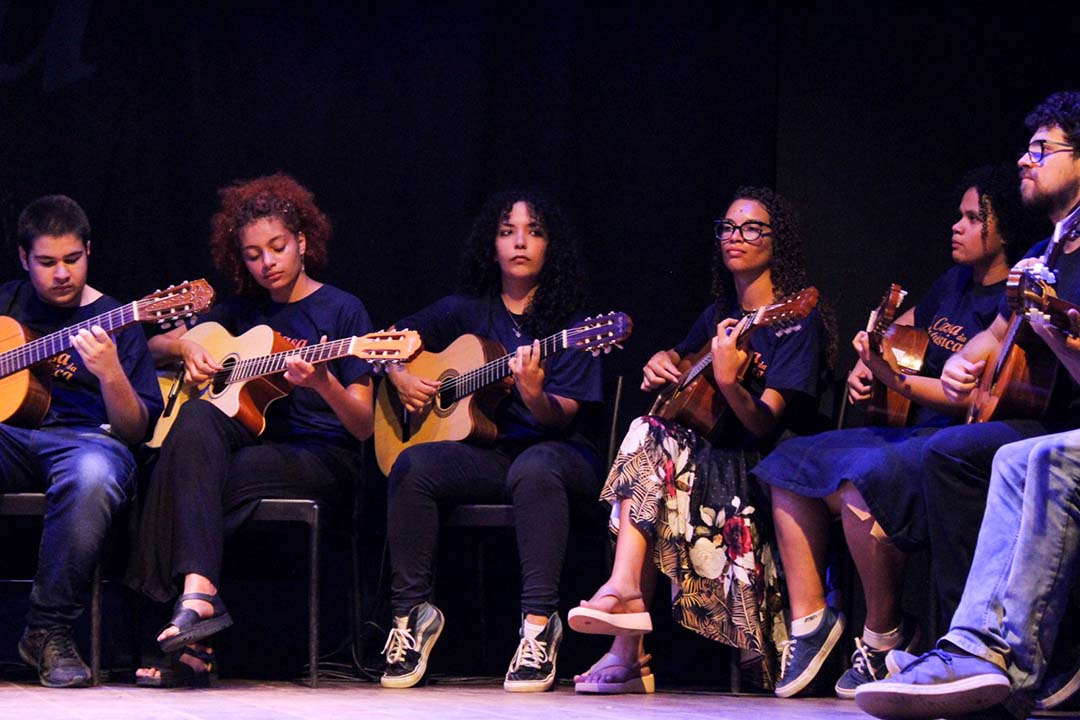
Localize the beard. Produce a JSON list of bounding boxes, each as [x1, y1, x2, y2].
[[1023, 175, 1080, 221]]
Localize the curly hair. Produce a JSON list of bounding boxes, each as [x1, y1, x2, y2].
[[711, 186, 838, 369], [958, 164, 1048, 264], [1025, 91, 1080, 157], [209, 173, 332, 295], [458, 188, 587, 337]]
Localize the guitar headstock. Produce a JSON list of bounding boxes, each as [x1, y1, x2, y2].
[[348, 330, 423, 365], [137, 279, 215, 328], [868, 283, 907, 333], [567, 312, 633, 356], [1009, 266, 1075, 332], [755, 287, 819, 333]]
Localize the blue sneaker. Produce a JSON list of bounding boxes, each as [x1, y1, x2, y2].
[[774, 607, 846, 698], [854, 649, 1011, 719], [834, 616, 921, 699], [885, 648, 919, 676]]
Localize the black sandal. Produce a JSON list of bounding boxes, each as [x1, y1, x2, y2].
[[136, 645, 216, 688], [159, 592, 233, 653]]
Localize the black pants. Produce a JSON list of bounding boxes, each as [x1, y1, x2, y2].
[[387, 439, 601, 617], [920, 418, 1058, 632], [126, 399, 362, 603]]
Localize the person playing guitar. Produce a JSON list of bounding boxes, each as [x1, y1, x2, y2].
[[750, 165, 1045, 700], [378, 189, 603, 693], [0, 196, 163, 688], [568, 187, 833, 694], [125, 173, 377, 687]]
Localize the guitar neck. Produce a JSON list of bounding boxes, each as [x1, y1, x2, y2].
[[0, 302, 138, 379], [226, 337, 361, 383], [439, 331, 569, 402], [677, 315, 763, 387]]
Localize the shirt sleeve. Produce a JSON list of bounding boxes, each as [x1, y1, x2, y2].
[[762, 309, 824, 398], [673, 304, 718, 358], [115, 324, 165, 442], [395, 295, 470, 353], [332, 294, 377, 387]]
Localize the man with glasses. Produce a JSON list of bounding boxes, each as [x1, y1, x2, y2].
[[856, 90, 1080, 719]]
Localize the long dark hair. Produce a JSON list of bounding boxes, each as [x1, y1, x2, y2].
[[711, 186, 838, 370], [459, 188, 587, 336]]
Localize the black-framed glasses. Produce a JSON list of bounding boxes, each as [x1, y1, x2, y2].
[[714, 219, 772, 245], [1025, 139, 1076, 164]]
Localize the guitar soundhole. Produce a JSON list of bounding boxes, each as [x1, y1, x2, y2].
[[433, 369, 459, 417], [210, 356, 237, 397]]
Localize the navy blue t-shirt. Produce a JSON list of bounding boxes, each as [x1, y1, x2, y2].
[[395, 293, 603, 445], [0, 279, 163, 440], [195, 284, 374, 447], [672, 301, 825, 446], [911, 265, 1005, 426]]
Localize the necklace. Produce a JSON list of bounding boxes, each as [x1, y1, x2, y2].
[[504, 303, 525, 338]]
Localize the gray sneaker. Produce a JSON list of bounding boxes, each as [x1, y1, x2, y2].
[[504, 613, 563, 692], [18, 626, 92, 688], [380, 602, 444, 689]]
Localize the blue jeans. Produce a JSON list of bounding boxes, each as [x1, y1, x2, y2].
[[945, 429, 1080, 713], [0, 424, 135, 628]]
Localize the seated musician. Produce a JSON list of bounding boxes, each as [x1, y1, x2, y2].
[[855, 89, 1080, 720], [125, 173, 376, 687], [0, 196, 161, 687], [378, 189, 603, 693], [750, 165, 1044, 699], [568, 187, 832, 694]]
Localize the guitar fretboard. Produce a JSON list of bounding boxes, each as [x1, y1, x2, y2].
[[215, 337, 364, 384], [0, 302, 138, 379], [437, 330, 571, 404]]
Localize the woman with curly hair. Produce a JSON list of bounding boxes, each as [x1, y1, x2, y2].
[[126, 172, 376, 686], [379, 189, 602, 693], [568, 187, 831, 694], [752, 165, 1045, 701]]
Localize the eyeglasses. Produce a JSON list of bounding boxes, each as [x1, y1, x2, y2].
[[714, 219, 772, 245], [1025, 139, 1076, 164]]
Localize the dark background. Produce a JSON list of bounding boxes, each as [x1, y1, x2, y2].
[[0, 0, 1077, 684]]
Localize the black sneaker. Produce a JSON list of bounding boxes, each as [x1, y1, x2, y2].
[[380, 602, 444, 689], [504, 612, 563, 692], [835, 615, 921, 699], [18, 626, 92, 688]]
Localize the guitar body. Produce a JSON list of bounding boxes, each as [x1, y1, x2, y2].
[[968, 316, 1063, 423], [374, 334, 509, 475], [147, 322, 293, 447], [0, 316, 52, 427], [865, 325, 929, 427], [649, 344, 743, 438]]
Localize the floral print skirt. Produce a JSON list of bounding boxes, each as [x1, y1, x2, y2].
[[600, 415, 788, 688]]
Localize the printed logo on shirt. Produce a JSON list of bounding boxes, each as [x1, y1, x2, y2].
[[279, 335, 308, 349], [748, 351, 767, 380], [49, 352, 78, 382], [928, 316, 969, 353]]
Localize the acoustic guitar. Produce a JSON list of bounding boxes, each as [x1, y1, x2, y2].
[[148, 324, 423, 448], [0, 279, 214, 428], [649, 288, 818, 438], [373, 312, 633, 475], [863, 283, 929, 427]]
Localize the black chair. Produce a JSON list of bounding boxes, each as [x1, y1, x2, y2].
[[0, 492, 104, 685]]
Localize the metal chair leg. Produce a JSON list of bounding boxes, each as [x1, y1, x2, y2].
[[90, 563, 102, 686], [308, 504, 320, 688]]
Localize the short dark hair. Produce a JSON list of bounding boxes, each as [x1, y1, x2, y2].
[[16, 195, 91, 251], [1025, 91, 1080, 157]]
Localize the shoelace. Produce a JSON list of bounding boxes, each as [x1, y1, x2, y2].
[[45, 630, 82, 662], [382, 627, 417, 665], [850, 638, 877, 679], [778, 638, 797, 680], [508, 637, 548, 672]]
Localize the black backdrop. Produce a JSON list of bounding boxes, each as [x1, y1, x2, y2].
[[2, 0, 1080, 683]]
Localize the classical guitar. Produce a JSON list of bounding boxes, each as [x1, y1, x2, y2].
[[373, 312, 633, 475], [148, 324, 423, 448], [0, 280, 215, 428], [968, 205, 1080, 423], [649, 288, 818, 438], [863, 284, 929, 427], [966, 267, 1073, 423]]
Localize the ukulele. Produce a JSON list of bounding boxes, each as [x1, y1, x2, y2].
[[0, 280, 214, 427], [373, 312, 632, 475], [649, 288, 818, 438], [863, 284, 929, 427], [968, 205, 1080, 423], [148, 324, 423, 448]]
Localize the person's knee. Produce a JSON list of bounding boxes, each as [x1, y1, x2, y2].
[[507, 444, 568, 494], [53, 452, 130, 512], [387, 445, 445, 495]]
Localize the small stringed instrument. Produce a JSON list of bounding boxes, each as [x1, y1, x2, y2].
[[0, 280, 214, 428], [863, 284, 929, 427], [649, 288, 818, 438], [373, 312, 633, 475], [148, 324, 423, 448], [968, 205, 1080, 423]]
